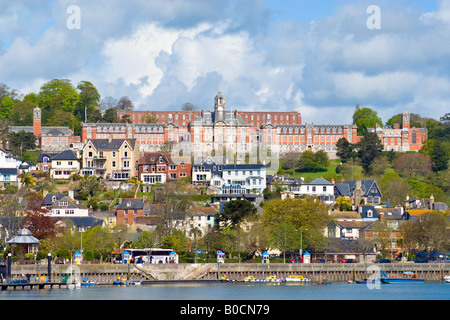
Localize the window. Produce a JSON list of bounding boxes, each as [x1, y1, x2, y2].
[[367, 210, 373, 218], [112, 161, 116, 168], [112, 152, 116, 157], [56, 161, 61, 166], [68, 161, 72, 166]]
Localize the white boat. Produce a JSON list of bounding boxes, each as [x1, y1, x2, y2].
[[265, 275, 283, 282], [285, 275, 311, 282], [443, 275, 450, 283]]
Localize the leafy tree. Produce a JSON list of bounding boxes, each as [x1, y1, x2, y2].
[[281, 152, 301, 171], [9, 100, 35, 126], [269, 222, 300, 263], [262, 197, 331, 234], [76, 81, 101, 123], [161, 229, 189, 253], [298, 150, 329, 172], [116, 96, 134, 111], [394, 153, 432, 178], [21, 213, 58, 240], [429, 139, 449, 172], [352, 105, 382, 135], [380, 171, 411, 207], [355, 132, 384, 174], [38, 79, 79, 125], [0, 96, 15, 118], [217, 199, 257, 230], [8, 131, 37, 156], [336, 137, 355, 162], [103, 107, 118, 123], [334, 196, 352, 211], [181, 102, 197, 111], [83, 226, 115, 262]]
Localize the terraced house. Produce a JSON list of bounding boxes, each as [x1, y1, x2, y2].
[[81, 138, 138, 180]]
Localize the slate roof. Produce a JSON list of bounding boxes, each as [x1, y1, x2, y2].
[[51, 150, 78, 161], [7, 228, 39, 244], [117, 198, 145, 210], [37, 152, 58, 163], [43, 193, 68, 206], [54, 217, 105, 229], [89, 139, 136, 151], [335, 180, 381, 197], [0, 168, 18, 175], [222, 164, 266, 170], [308, 177, 333, 185]]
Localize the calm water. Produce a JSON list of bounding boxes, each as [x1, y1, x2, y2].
[[1, 281, 449, 300]]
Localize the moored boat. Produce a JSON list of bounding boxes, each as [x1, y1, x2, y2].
[[265, 275, 283, 282], [285, 275, 311, 282], [380, 271, 424, 284], [443, 275, 450, 283]]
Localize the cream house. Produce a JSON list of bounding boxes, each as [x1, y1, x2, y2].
[[50, 150, 80, 179], [81, 138, 138, 180]]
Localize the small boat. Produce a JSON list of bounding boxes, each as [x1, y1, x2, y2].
[[380, 271, 424, 284], [113, 280, 141, 285], [244, 276, 256, 282], [285, 275, 311, 282], [443, 275, 450, 283], [265, 275, 282, 282], [80, 281, 97, 287]]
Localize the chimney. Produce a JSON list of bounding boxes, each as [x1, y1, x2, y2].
[[331, 178, 335, 184]]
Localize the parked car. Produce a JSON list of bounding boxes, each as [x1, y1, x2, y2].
[[376, 258, 391, 263], [437, 257, 450, 263], [413, 258, 427, 263]]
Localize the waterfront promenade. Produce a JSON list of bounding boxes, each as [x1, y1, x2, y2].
[[5, 262, 450, 285]]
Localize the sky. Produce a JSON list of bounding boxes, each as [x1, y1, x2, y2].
[[0, 0, 449, 125]]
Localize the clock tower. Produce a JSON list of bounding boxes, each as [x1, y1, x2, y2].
[[33, 107, 42, 138]]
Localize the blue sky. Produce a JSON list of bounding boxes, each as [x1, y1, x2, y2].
[[0, 0, 449, 125]]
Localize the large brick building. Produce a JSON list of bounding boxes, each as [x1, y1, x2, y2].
[[81, 93, 427, 167]]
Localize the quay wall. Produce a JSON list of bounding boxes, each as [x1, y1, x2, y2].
[[8, 263, 450, 282]]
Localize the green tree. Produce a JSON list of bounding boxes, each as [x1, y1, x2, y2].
[[353, 105, 382, 135], [38, 79, 79, 125], [355, 132, 384, 174], [76, 81, 101, 123], [217, 199, 257, 230], [298, 150, 329, 172], [9, 100, 35, 126], [8, 131, 37, 156], [429, 139, 449, 172], [336, 137, 355, 162], [83, 226, 116, 262], [269, 222, 300, 263], [0, 96, 15, 118]]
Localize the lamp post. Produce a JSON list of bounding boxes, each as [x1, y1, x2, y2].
[[300, 229, 308, 260]]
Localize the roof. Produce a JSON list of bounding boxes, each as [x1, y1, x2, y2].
[[7, 228, 39, 244], [43, 193, 68, 206], [308, 177, 333, 185], [51, 150, 78, 161], [335, 180, 380, 197], [87, 139, 136, 151], [0, 168, 17, 175], [51, 196, 88, 210], [222, 164, 266, 170], [54, 217, 105, 229], [117, 198, 145, 210], [37, 153, 58, 163], [138, 152, 172, 166]]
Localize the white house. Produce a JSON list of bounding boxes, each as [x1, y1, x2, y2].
[[0, 148, 22, 169], [288, 177, 335, 204], [0, 168, 18, 189], [220, 164, 266, 195], [50, 150, 80, 179], [48, 195, 89, 217]]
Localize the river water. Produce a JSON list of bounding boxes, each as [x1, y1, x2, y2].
[[1, 281, 448, 300]]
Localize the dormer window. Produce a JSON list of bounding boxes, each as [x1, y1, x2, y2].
[[367, 210, 373, 218], [59, 200, 68, 207], [127, 202, 131, 207]]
